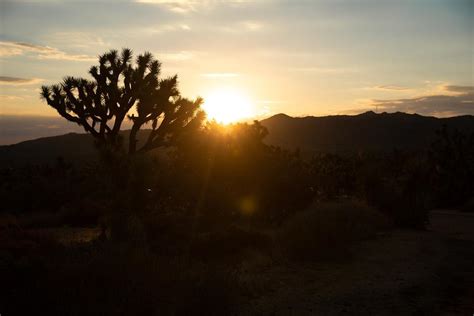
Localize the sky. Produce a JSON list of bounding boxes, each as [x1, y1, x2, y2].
[[0, 0, 473, 126]]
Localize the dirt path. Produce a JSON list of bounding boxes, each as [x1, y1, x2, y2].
[[241, 210, 474, 315]]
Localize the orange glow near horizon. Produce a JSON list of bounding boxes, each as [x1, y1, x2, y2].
[[202, 87, 255, 124]]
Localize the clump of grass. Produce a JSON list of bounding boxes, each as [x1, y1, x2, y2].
[[277, 200, 388, 261]]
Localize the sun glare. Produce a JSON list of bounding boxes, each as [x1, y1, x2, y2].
[[202, 88, 255, 124]]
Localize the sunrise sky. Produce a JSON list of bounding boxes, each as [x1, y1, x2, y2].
[[0, 0, 473, 122]]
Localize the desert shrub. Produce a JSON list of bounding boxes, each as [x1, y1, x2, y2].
[[141, 207, 273, 258], [361, 153, 432, 229], [277, 201, 387, 261], [189, 225, 273, 260], [366, 178, 430, 229]]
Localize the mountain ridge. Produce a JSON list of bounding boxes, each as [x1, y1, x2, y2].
[[260, 111, 474, 153], [1, 111, 473, 166]]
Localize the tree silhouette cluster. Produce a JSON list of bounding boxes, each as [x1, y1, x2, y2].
[[41, 48, 204, 154]]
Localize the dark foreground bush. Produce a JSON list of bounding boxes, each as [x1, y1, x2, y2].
[[189, 225, 273, 260], [277, 201, 388, 261], [365, 176, 430, 229]]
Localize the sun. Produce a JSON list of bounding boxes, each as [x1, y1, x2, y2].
[[202, 87, 255, 124]]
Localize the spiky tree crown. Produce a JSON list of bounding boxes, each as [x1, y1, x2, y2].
[[41, 48, 204, 154]]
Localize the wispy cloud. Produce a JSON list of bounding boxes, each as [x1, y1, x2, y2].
[[134, 0, 258, 13], [44, 32, 110, 49], [135, 0, 201, 14], [0, 41, 95, 61], [218, 21, 265, 33], [0, 76, 43, 85], [242, 21, 263, 31], [368, 86, 474, 117], [369, 85, 411, 91], [143, 24, 192, 34], [443, 85, 474, 94], [0, 94, 24, 101]]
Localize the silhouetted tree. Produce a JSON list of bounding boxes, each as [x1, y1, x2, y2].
[[41, 48, 204, 154]]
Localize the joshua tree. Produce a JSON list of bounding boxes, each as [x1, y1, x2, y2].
[[41, 48, 205, 154]]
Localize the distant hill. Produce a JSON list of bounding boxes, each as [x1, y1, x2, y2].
[[0, 115, 85, 145], [0, 133, 97, 167], [1, 111, 473, 167], [260, 111, 474, 154], [0, 130, 154, 167]]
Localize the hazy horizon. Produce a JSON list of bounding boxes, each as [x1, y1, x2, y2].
[[1, 109, 473, 145], [1, 0, 473, 122]]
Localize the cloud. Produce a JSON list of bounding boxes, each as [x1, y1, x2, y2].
[[0, 95, 24, 101], [216, 20, 265, 33], [134, 0, 258, 13], [0, 76, 43, 85], [0, 41, 95, 61], [135, 0, 202, 13], [44, 32, 110, 49], [370, 85, 410, 91], [369, 87, 474, 117], [143, 23, 192, 34], [242, 21, 263, 31], [443, 85, 474, 94]]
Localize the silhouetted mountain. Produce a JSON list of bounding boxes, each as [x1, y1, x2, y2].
[[0, 133, 97, 167], [0, 130, 152, 167], [261, 111, 474, 153], [1, 112, 473, 167]]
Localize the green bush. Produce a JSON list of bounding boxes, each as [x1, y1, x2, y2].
[[277, 201, 387, 261]]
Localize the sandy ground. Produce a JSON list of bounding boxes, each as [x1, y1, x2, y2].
[[240, 210, 474, 315]]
